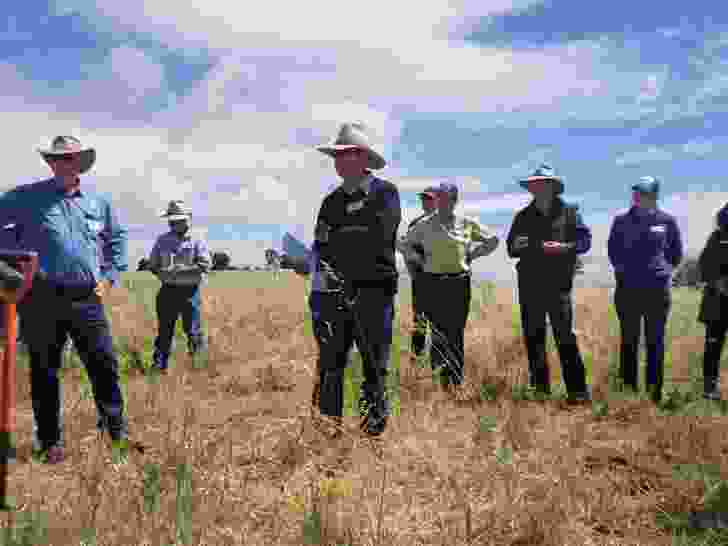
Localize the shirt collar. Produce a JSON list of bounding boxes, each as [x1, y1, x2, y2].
[[170, 230, 192, 241], [341, 173, 374, 196], [50, 177, 83, 198]]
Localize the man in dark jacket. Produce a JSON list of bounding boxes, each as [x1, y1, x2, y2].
[[397, 186, 437, 358], [696, 204, 728, 401], [506, 164, 592, 403], [308, 122, 401, 437], [607, 176, 683, 403]]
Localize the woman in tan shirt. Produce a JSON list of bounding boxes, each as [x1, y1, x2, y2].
[[402, 182, 499, 387]]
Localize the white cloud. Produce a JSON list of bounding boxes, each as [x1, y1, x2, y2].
[[615, 146, 675, 166]]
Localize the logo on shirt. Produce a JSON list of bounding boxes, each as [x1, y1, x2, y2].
[[346, 200, 365, 214], [650, 225, 666, 233]]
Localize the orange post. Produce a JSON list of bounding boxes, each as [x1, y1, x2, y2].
[[0, 252, 37, 512]]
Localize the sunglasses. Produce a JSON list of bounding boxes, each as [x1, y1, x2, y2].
[[49, 154, 77, 163]]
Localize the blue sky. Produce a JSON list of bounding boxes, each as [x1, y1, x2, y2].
[[1, 1, 728, 284]]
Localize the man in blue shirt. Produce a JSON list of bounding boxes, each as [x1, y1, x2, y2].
[[0, 136, 130, 464], [608, 176, 684, 403]]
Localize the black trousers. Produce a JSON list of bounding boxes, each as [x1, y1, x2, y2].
[[704, 321, 728, 384], [419, 272, 471, 386], [613, 285, 671, 390], [309, 288, 394, 426], [517, 277, 588, 395], [410, 272, 426, 356]]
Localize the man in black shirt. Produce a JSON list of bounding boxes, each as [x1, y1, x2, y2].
[[312, 122, 401, 436], [398, 186, 437, 358]]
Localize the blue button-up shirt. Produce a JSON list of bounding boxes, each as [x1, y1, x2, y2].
[[0, 178, 128, 287], [148, 230, 211, 286], [608, 206, 683, 289]]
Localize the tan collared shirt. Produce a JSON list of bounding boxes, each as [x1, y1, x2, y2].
[[405, 214, 496, 274]]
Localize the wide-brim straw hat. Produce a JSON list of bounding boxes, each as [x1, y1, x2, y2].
[[160, 200, 192, 221], [519, 164, 564, 195], [316, 122, 387, 170], [38, 135, 96, 175]]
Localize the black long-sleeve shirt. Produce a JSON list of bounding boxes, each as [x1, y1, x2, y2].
[[313, 175, 401, 292], [698, 228, 728, 284]]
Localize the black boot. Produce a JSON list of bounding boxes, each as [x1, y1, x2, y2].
[[703, 333, 724, 401], [704, 377, 722, 401]]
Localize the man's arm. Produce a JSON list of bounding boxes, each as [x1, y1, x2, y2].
[[573, 209, 592, 255], [666, 216, 684, 269], [101, 199, 128, 286], [194, 239, 212, 274], [607, 216, 623, 273], [698, 231, 721, 284], [468, 218, 499, 262], [506, 212, 526, 258], [0, 187, 25, 232], [377, 185, 402, 242]]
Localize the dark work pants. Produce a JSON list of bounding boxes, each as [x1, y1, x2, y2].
[[704, 321, 728, 386], [18, 282, 128, 450], [419, 272, 471, 386], [310, 288, 394, 426], [518, 278, 588, 395], [410, 272, 426, 356], [613, 285, 671, 390], [153, 284, 205, 369]]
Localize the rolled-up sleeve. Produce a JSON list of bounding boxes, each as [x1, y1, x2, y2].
[[574, 211, 591, 255], [195, 239, 211, 273], [101, 199, 128, 286]]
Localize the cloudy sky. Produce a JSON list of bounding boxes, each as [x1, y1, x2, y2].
[[2, 1, 727, 285]]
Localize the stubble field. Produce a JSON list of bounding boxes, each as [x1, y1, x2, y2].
[[1, 271, 727, 546]]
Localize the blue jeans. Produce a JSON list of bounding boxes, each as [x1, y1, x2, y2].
[[153, 284, 204, 368], [18, 281, 128, 450]]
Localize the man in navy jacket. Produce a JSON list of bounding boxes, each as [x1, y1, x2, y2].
[[607, 176, 683, 403]]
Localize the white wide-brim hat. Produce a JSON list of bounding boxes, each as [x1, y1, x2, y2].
[[316, 122, 387, 170], [160, 200, 192, 221]]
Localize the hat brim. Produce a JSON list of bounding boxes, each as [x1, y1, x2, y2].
[[631, 185, 658, 194], [40, 148, 96, 175], [519, 177, 564, 194], [316, 144, 386, 170]]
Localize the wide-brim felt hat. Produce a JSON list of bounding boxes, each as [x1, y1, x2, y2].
[[39, 135, 96, 175], [316, 122, 387, 170], [160, 200, 192, 221]]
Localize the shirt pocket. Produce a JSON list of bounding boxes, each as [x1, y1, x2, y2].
[[83, 212, 105, 240]]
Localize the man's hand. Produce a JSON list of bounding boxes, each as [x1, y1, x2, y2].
[[543, 241, 573, 255], [716, 277, 728, 296], [95, 280, 111, 299], [513, 235, 529, 251]]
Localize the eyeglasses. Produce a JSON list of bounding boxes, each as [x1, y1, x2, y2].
[[50, 154, 77, 163]]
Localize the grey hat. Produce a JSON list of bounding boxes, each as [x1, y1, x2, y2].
[[519, 164, 564, 195], [316, 122, 386, 170], [39, 135, 96, 174], [160, 200, 192, 221]]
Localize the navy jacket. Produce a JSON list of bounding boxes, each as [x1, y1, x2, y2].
[[607, 207, 683, 289]]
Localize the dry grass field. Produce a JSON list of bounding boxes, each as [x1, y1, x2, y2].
[[1, 271, 727, 545]]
